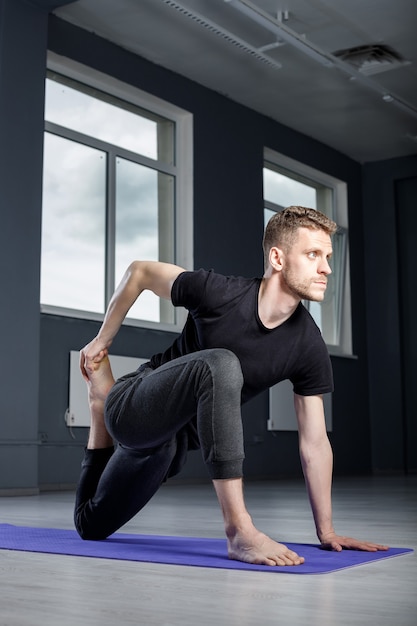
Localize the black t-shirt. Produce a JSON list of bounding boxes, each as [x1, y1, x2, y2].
[[151, 269, 333, 404]]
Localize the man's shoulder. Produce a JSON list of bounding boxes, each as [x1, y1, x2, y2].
[[173, 268, 259, 310], [176, 268, 258, 290], [289, 304, 329, 349]]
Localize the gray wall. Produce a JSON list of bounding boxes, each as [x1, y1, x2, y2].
[[0, 0, 49, 491], [363, 156, 417, 474], [0, 0, 415, 492]]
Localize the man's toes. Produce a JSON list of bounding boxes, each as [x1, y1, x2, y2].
[[275, 552, 304, 566]]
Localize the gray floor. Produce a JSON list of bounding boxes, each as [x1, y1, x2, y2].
[[0, 475, 416, 626]]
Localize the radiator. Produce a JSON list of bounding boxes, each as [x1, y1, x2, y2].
[[268, 379, 333, 432], [66, 351, 148, 427]]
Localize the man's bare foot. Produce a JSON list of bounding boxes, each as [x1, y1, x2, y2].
[[227, 526, 305, 566], [213, 477, 305, 566], [84, 354, 115, 449]]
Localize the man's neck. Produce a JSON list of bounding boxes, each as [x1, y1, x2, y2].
[[258, 274, 300, 329]]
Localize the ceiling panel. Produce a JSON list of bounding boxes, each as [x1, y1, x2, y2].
[[54, 0, 417, 161]]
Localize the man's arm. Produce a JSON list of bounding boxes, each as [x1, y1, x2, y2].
[[80, 261, 185, 380], [294, 393, 388, 552]]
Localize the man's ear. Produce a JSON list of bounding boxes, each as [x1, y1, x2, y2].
[[269, 246, 284, 271]]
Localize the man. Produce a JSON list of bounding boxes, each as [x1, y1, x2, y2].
[[76, 205, 388, 566]]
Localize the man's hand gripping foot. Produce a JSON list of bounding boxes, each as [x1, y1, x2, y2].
[[79, 340, 115, 449]]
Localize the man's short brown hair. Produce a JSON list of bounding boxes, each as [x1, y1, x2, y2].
[[263, 205, 337, 268]]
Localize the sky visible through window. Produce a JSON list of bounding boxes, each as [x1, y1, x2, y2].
[[45, 78, 158, 158], [263, 168, 316, 209]]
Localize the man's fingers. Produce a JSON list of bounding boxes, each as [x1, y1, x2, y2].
[[91, 349, 108, 363], [323, 537, 389, 552], [81, 349, 108, 370], [354, 541, 389, 552], [343, 539, 389, 552], [329, 542, 343, 552]]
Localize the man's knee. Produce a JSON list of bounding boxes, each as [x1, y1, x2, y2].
[[74, 509, 111, 541], [200, 348, 243, 389]]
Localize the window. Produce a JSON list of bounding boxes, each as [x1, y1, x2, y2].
[[41, 54, 193, 330], [263, 148, 352, 356]]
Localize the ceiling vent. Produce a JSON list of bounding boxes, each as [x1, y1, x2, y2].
[[333, 44, 410, 76]]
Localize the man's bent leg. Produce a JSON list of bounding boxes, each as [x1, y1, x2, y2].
[[74, 353, 177, 540]]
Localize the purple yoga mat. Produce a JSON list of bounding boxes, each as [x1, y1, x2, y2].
[[0, 524, 412, 574]]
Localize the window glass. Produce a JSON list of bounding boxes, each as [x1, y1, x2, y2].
[[45, 76, 170, 161], [41, 133, 106, 312], [115, 159, 174, 322], [263, 168, 316, 208]]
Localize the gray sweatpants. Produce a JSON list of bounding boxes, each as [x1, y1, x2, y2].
[[74, 348, 245, 540]]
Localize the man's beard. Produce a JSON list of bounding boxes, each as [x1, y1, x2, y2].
[[281, 268, 326, 302]]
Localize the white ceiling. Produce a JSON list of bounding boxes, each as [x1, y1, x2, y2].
[[54, 0, 417, 162]]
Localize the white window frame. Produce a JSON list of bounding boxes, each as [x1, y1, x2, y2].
[[264, 148, 353, 357], [41, 52, 194, 332]]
